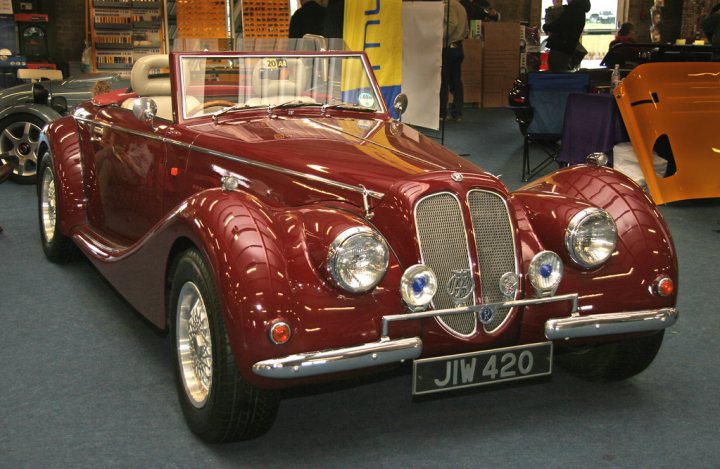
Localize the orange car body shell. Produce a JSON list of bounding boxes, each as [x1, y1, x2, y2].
[[615, 62, 720, 204]]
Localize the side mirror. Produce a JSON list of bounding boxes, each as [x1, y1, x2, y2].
[[50, 96, 68, 114], [132, 97, 158, 125], [392, 93, 408, 117]]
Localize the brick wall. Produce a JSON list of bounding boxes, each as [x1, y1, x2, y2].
[[47, 0, 86, 73]]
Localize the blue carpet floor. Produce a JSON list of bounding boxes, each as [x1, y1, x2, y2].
[[1, 107, 718, 468]]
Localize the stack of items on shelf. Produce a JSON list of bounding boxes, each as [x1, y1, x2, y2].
[[91, 0, 164, 76]]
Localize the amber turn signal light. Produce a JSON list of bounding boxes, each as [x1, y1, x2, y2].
[[270, 322, 291, 344], [654, 277, 674, 297]]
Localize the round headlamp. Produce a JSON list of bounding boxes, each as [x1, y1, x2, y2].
[[565, 208, 617, 268], [400, 264, 437, 311], [529, 251, 563, 297], [327, 227, 389, 293]]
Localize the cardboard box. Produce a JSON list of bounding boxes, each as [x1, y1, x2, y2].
[[461, 38, 483, 104], [483, 22, 522, 51]]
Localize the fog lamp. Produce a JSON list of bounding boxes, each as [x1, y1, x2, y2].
[[528, 251, 563, 297], [400, 264, 437, 311]]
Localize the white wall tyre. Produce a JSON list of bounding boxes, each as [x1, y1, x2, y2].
[[169, 248, 279, 442]]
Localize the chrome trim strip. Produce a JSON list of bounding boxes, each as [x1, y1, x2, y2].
[[252, 337, 422, 379], [74, 117, 385, 200], [545, 307, 679, 340], [382, 293, 579, 337]]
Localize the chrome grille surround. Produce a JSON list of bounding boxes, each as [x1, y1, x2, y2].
[[467, 190, 519, 332], [414, 192, 477, 336]]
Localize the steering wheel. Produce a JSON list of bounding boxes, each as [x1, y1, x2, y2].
[[188, 99, 237, 116]]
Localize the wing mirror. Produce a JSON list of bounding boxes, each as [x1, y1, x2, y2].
[[392, 93, 408, 118], [132, 97, 158, 126]]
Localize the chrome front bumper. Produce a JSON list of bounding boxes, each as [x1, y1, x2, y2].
[[544, 307, 678, 340], [252, 294, 679, 379]]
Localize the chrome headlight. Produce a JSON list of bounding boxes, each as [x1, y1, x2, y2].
[[565, 208, 617, 268], [400, 264, 437, 311], [327, 227, 389, 293], [529, 251, 563, 297]]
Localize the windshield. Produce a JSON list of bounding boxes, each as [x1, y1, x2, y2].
[[179, 54, 384, 120]]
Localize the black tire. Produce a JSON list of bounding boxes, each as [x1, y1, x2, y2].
[[555, 330, 665, 382], [0, 113, 46, 184], [38, 153, 78, 263], [169, 248, 279, 442]]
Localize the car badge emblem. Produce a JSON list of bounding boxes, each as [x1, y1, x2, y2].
[[446, 269, 474, 307], [478, 305, 495, 325], [451, 172, 463, 182]]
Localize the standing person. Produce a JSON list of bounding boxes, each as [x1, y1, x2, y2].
[[544, 0, 564, 26], [440, 0, 470, 122], [542, 0, 591, 71], [289, 0, 326, 39]]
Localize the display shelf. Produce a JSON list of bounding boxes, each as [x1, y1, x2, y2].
[[95, 30, 133, 50], [94, 0, 132, 8], [88, 0, 166, 73], [132, 0, 161, 9], [94, 8, 132, 30]]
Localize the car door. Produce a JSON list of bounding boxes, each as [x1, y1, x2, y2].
[[89, 107, 167, 241]]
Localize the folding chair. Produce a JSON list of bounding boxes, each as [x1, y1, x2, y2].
[[518, 72, 589, 181]]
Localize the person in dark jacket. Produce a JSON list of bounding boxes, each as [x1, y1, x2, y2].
[[289, 0, 326, 39], [543, 0, 591, 71]]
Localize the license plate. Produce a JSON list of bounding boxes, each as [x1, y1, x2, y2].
[[412, 342, 553, 395]]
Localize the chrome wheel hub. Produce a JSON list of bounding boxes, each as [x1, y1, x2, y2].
[[177, 281, 213, 408], [40, 167, 56, 242], [0, 121, 42, 178]]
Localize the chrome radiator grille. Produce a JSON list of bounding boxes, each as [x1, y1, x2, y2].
[[415, 193, 477, 335], [414, 190, 517, 336], [468, 190, 517, 332]]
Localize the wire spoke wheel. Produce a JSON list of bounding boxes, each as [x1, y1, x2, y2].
[[40, 166, 57, 243], [177, 281, 213, 408]]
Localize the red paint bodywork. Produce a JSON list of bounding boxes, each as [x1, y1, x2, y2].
[[40, 52, 677, 390]]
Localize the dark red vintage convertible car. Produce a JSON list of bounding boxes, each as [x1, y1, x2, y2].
[[37, 52, 678, 442]]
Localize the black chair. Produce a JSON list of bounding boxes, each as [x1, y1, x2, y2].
[[512, 72, 590, 181]]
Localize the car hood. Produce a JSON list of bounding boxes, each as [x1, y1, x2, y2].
[[615, 62, 720, 204], [188, 115, 484, 196]]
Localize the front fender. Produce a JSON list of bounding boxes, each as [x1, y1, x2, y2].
[[40, 116, 87, 235], [513, 165, 678, 339]]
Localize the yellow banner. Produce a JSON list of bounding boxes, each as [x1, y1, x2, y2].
[[343, 0, 402, 113]]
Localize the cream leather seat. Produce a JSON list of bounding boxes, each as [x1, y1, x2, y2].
[[122, 54, 198, 121]]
